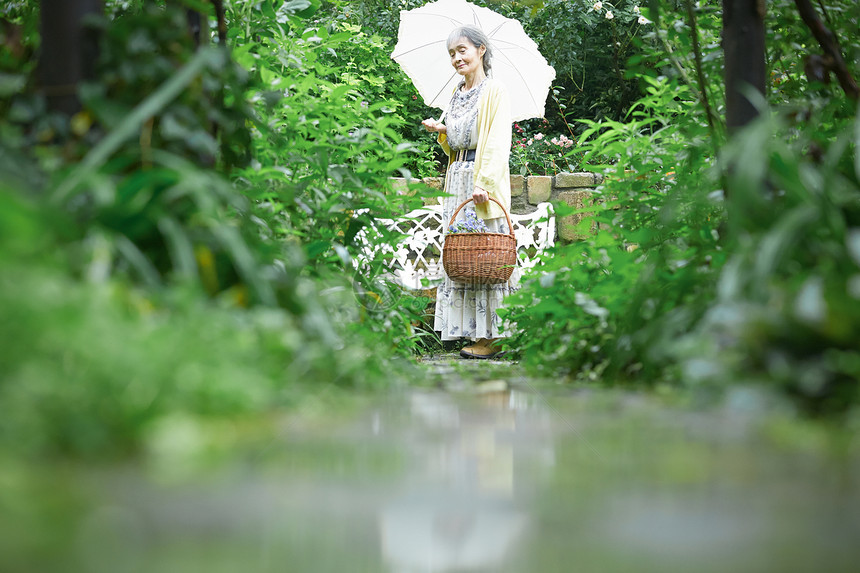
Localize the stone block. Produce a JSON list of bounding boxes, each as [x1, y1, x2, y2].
[[422, 177, 445, 206], [389, 177, 411, 196], [510, 194, 530, 215], [527, 175, 552, 205], [555, 171, 603, 189], [422, 177, 444, 190], [557, 190, 595, 242], [510, 175, 525, 197]]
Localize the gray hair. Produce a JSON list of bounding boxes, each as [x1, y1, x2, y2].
[[447, 25, 493, 75]]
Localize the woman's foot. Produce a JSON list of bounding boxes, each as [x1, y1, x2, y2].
[[460, 338, 505, 359], [460, 337, 487, 353]]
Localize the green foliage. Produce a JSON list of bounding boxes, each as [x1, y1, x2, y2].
[[504, 0, 860, 414], [317, 20, 441, 177], [502, 74, 723, 380], [87, 4, 252, 170], [676, 109, 860, 414], [3, 3, 263, 301], [0, 0, 436, 458], [766, 0, 860, 106], [523, 0, 648, 128], [312, 1, 449, 176], [0, 183, 373, 459], [324, 0, 430, 40], [225, 0, 438, 350]]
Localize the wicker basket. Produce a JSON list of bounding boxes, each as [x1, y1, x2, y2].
[[442, 197, 517, 285]]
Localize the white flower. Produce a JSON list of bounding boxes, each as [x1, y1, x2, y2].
[[534, 133, 544, 141], [638, 16, 650, 24], [605, 10, 614, 19], [592, 2, 603, 11], [633, 6, 640, 14]]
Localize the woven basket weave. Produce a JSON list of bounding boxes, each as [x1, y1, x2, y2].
[[442, 197, 517, 285]]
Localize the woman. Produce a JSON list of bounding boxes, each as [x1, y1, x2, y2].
[[422, 25, 518, 360]]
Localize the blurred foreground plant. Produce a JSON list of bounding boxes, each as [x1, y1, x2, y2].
[[0, 0, 433, 459], [501, 0, 860, 415], [675, 109, 860, 414], [501, 74, 723, 382]]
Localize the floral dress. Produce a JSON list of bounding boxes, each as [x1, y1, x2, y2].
[[434, 80, 520, 341]]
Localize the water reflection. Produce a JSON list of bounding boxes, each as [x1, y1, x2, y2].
[[379, 389, 550, 571], [4, 378, 860, 573]]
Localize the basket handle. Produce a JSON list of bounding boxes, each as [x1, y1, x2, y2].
[[447, 196, 515, 238]]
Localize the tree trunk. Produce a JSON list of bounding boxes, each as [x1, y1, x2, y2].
[[722, 0, 766, 132], [38, 0, 103, 115]]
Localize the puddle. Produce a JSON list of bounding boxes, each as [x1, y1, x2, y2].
[[2, 371, 859, 573]]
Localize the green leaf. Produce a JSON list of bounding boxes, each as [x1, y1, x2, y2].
[[754, 204, 817, 283], [0, 73, 25, 97], [306, 240, 330, 259], [158, 216, 199, 281], [115, 234, 161, 288], [212, 224, 276, 306], [855, 109, 860, 181], [847, 229, 860, 268], [794, 276, 826, 325], [280, 0, 311, 16], [53, 47, 222, 203]]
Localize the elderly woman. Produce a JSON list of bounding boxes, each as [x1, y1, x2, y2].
[[422, 25, 518, 359]]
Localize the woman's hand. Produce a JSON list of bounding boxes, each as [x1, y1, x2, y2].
[[422, 118, 446, 133], [473, 186, 489, 204]]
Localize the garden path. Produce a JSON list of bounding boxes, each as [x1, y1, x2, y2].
[[20, 354, 859, 573]]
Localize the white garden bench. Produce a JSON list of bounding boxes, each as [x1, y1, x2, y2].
[[359, 200, 555, 290]]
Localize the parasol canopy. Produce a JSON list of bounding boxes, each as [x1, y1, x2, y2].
[[391, 0, 556, 122]]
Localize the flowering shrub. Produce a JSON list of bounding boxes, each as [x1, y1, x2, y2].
[[590, 1, 649, 24], [448, 210, 490, 234], [520, 0, 651, 128], [510, 121, 582, 176]]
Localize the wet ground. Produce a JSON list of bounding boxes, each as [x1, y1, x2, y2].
[[3, 355, 860, 572]]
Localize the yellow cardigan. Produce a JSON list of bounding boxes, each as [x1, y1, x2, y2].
[[437, 78, 512, 220]]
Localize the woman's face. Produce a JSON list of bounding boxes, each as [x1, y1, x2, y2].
[[448, 36, 485, 77]]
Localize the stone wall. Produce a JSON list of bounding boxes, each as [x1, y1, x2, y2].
[[390, 171, 603, 243]]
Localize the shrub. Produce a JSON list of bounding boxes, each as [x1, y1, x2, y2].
[[501, 74, 723, 381], [0, 0, 431, 458], [503, 0, 860, 415]]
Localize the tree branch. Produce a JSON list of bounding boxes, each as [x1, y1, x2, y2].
[[793, 0, 859, 100], [212, 0, 227, 44]]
